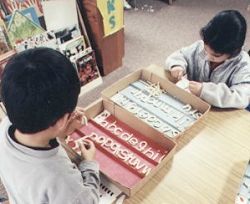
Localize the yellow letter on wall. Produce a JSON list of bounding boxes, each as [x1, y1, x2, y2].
[[97, 0, 124, 37]]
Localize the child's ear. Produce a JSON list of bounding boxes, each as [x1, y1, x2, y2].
[[54, 113, 70, 131]]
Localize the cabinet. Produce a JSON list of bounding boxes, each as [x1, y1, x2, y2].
[[79, 0, 124, 76]]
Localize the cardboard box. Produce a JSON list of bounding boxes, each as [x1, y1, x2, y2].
[[101, 69, 211, 140], [68, 99, 176, 196]]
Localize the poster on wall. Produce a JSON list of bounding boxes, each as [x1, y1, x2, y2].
[[97, 0, 124, 37], [1, 0, 43, 17], [0, 19, 11, 55], [41, 0, 79, 31], [70, 48, 102, 95], [7, 10, 44, 46]]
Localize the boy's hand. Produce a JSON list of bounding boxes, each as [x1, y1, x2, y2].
[[64, 107, 86, 136], [79, 140, 96, 161], [170, 66, 184, 81], [189, 81, 202, 96]]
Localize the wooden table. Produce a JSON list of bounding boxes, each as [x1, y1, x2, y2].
[[124, 65, 250, 204]]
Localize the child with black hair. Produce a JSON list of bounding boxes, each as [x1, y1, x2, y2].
[[0, 48, 100, 203], [165, 10, 250, 109]]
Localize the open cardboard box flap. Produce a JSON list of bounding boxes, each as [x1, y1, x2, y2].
[[82, 98, 177, 196]]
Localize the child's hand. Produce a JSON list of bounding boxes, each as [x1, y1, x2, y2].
[[64, 107, 86, 136], [189, 81, 202, 96], [79, 140, 96, 161], [170, 66, 184, 81]]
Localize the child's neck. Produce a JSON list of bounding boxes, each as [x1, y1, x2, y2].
[[14, 129, 54, 148], [210, 61, 224, 70]]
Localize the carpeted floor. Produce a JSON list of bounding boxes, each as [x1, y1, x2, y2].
[[1, 0, 250, 200]]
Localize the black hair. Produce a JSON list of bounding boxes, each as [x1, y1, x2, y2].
[[1, 48, 80, 133], [200, 10, 247, 55]]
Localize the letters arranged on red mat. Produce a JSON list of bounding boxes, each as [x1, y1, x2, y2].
[[67, 110, 170, 188]]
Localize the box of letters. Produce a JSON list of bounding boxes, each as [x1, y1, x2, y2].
[[67, 99, 176, 196], [101, 69, 211, 140]]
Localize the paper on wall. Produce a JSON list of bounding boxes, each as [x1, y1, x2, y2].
[[41, 0, 79, 31], [97, 0, 124, 37]]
